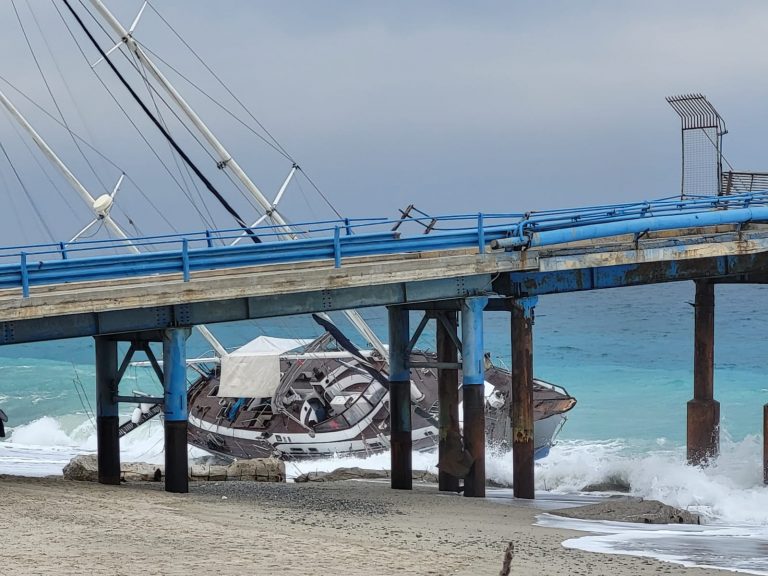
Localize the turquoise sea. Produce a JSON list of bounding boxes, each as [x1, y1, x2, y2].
[[3, 281, 768, 573]]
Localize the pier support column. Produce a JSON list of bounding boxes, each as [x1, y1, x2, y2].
[[389, 306, 412, 490], [462, 296, 488, 497], [95, 336, 120, 485], [687, 280, 720, 465], [437, 311, 461, 492], [511, 297, 537, 499], [163, 327, 191, 493]]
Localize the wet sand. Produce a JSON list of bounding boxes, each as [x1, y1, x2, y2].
[[0, 476, 729, 576]]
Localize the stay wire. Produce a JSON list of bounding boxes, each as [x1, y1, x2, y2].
[[0, 160, 27, 244], [6, 117, 82, 222], [137, 41, 292, 162], [116, 37, 263, 217], [47, 3, 207, 232], [0, 137, 55, 241], [129, 48, 219, 230], [62, 0, 258, 240], [0, 71, 177, 232], [141, 5, 345, 220], [146, 1, 293, 160], [139, 39, 345, 222], [13, 0, 109, 194]]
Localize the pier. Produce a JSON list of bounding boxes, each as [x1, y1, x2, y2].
[[0, 193, 767, 494]]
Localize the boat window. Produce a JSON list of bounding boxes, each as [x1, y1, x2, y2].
[[315, 382, 381, 432]]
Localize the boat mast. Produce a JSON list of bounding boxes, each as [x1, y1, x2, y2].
[[0, 88, 139, 253], [86, 0, 296, 240], [81, 1, 389, 360]]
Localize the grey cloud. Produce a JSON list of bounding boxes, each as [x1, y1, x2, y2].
[[0, 0, 766, 245]]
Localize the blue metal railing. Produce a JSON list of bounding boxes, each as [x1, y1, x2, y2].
[[3, 191, 768, 298]]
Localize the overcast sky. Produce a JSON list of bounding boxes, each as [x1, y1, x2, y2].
[[1, 1, 767, 246]]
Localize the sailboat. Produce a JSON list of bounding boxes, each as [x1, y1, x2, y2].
[[3, 1, 576, 463], [186, 334, 576, 461]]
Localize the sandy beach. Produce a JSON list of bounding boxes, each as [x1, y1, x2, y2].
[[0, 476, 732, 576]]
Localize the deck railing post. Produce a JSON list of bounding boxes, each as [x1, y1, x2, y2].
[[19, 252, 29, 298], [95, 336, 120, 485], [388, 306, 412, 490], [510, 296, 537, 499], [461, 296, 488, 497], [59, 241, 68, 260], [205, 229, 214, 248], [687, 280, 720, 465], [182, 238, 190, 282], [477, 213, 485, 254], [163, 327, 191, 493], [333, 226, 341, 268]]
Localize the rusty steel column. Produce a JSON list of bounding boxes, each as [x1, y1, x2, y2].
[[388, 306, 412, 490], [687, 280, 720, 465], [511, 296, 537, 499], [95, 336, 120, 485], [437, 311, 460, 492], [461, 296, 488, 498]]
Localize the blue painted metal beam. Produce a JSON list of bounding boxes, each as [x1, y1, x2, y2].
[[497, 252, 752, 296]]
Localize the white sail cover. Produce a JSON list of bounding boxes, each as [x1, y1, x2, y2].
[[217, 336, 311, 398]]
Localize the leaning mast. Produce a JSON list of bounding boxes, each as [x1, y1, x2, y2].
[[80, 0, 389, 359], [86, 0, 296, 240], [0, 88, 139, 253]]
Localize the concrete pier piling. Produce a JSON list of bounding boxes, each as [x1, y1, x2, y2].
[[388, 306, 412, 490], [436, 311, 460, 493], [511, 297, 536, 499], [461, 297, 488, 497], [163, 327, 191, 493], [687, 280, 720, 465], [95, 337, 120, 485]]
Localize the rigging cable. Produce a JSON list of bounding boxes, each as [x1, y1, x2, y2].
[[5, 117, 82, 222], [13, 0, 109, 194], [140, 5, 345, 220], [0, 71, 181, 232], [61, 0, 261, 243], [0, 138, 55, 241], [128, 47, 220, 230], [120, 46, 266, 218], [147, 1, 293, 160]]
